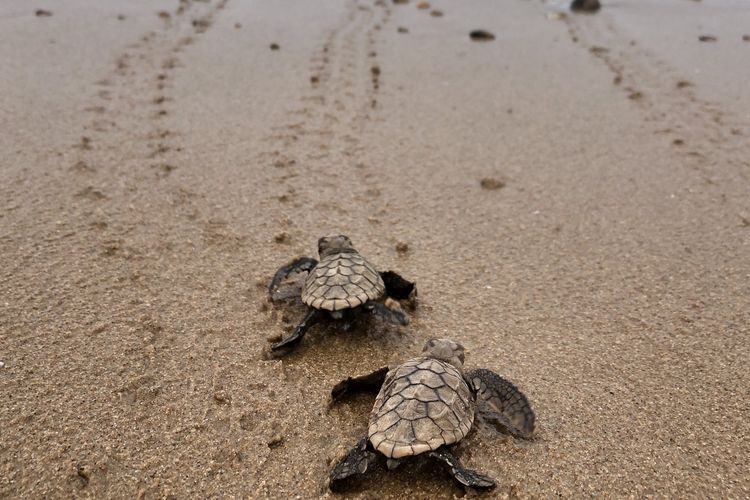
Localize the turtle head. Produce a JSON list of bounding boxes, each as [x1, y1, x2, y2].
[[317, 234, 356, 258], [422, 338, 465, 368]]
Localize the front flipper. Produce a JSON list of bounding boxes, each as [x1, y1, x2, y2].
[[380, 271, 416, 301], [270, 307, 322, 352], [364, 300, 409, 326], [466, 368, 536, 439], [268, 256, 318, 298], [331, 366, 389, 402], [329, 437, 378, 492], [428, 447, 496, 489]]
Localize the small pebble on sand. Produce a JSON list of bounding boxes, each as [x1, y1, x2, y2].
[[480, 177, 505, 190], [235, 22, 242, 29], [743, 35, 750, 42], [117, 14, 126, 21], [396, 241, 409, 254], [0, 361, 5, 369], [35, 9, 53, 17], [274, 232, 289, 243], [416, 1, 430, 9], [430, 9, 443, 17], [570, 0, 600, 12], [470, 30, 495, 42], [698, 35, 717, 42], [267, 434, 284, 449], [397, 26, 409, 33], [270, 43, 280, 50]]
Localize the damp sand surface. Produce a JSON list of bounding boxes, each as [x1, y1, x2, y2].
[[1, 0, 749, 498]]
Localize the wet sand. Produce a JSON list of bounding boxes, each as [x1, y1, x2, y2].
[[1, 0, 749, 498]]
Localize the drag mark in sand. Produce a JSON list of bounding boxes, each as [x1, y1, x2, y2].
[[563, 14, 750, 187], [259, 0, 394, 240]]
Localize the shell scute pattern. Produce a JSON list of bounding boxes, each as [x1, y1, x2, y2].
[[302, 251, 385, 311], [368, 358, 475, 459]]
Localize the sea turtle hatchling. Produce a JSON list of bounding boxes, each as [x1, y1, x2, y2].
[[267, 234, 416, 352], [328, 338, 535, 490]]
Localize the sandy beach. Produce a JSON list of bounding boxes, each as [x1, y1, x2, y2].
[[1, 0, 749, 497]]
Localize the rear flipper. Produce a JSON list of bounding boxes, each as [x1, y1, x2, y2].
[[465, 368, 536, 439], [268, 256, 318, 298], [270, 307, 322, 352], [364, 300, 409, 326], [380, 271, 416, 302], [428, 447, 496, 489], [329, 437, 378, 492]]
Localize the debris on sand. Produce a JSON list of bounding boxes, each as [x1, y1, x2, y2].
[[235, 22, 242, 29], [274, 232, 289, 244], [267, 434, 284, 449], [676, 80, 693, 89], [35, 9, 53, 17], [0, 361, 5, 369], [117, 14, 126, 21], [546, 11, 567, 21], [270, 43, 280, 50], [158, 11, 171, 20], [470, 30, 495, 42], [480, 177, 505, 190], [395, 241, 409, 254], [743, 35, 750, 42], [397, 26, 409, 33], [310, 75, 319, 85], [570, 0, 600, 13], [393, 0, 409, 4], [698, 35, 717, 42], [416, 1, 431, 9], [430, 9, 443, 17]]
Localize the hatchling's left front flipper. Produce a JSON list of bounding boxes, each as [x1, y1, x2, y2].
[[331, 366, 390, 402], [465, 368, 536, 439], [268, 256, 318, 298]]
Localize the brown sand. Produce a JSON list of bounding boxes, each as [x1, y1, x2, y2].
[[1, 0, 749, 498]]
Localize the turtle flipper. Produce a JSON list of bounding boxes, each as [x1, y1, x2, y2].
[[380, 271, 416, 301], [364, 300, 409, 326], [331, 366, 390, 401], [329, 437, 378, 492], [270, 307, 322, 351], [428, 447, 496, 489], [268, 256, 318, 298], [465, 368, 536, 439]]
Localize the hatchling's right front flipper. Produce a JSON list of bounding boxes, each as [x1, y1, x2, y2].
[[465, 368, 536, 439], [268, 256, 318, 298], [380, 270, 416, 301], [329, 437, 379, 492], [331, 366, 390, 402]]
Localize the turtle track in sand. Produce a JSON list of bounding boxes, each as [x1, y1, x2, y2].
[[561, 10, 750, 194], [258, 0, 395, 236]]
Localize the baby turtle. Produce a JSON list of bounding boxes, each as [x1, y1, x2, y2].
[[328, 338, 535, 490], [268, 234, 415, 352]]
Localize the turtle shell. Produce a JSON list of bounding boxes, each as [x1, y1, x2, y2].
[[301, 251, 385, 311], [368, 357, 475, 459]]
